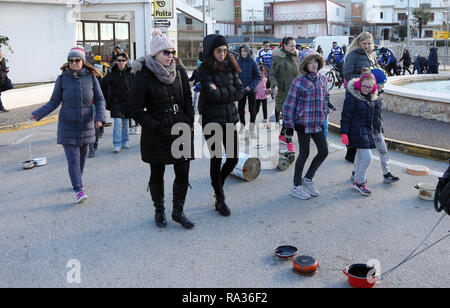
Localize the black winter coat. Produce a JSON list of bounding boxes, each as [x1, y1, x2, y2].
[[0, 58, 10, 88], [340, 79, 378, 149], [198, 61, 244, 125], [130, 60, 194, 165], [101, 65, 134, 118]]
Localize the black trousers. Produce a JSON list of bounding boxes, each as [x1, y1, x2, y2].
[[203, 124, 239, 193], [149, 160, 190, 186], [238, 93, 256, 125], [293, 126, 329, 187], [255, 99, 268, 120]]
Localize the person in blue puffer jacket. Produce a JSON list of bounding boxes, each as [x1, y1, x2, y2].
[[30, 46, 106, 204], [237, 44, 261, 138]]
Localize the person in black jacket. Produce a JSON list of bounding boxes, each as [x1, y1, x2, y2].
[[0, 49, 13, 112], [427, 43, 439, 74], [101, 52, 134, 154], [130, 31, 195, 229], [199, 34, 244, 217], [399, 48, 412, 75]]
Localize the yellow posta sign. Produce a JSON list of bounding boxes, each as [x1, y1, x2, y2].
[[433, 31, 449, 39], [154, 0, 174, 19]]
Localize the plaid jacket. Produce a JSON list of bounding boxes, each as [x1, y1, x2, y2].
[[282, 73, 329, 134]]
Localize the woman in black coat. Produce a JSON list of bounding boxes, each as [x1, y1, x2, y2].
[[399, 49, 412, 75], [130, 31, 195, 229], [199, 34, 244, 216], [101, 52, 134, 153]]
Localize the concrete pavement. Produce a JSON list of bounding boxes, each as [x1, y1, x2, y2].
[[0, 100, 449, 287]]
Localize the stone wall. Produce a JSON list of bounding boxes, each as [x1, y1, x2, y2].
[[383, 75, 450, 123]]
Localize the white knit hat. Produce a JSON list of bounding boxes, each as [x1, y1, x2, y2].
[[149, 29, 175, 56]]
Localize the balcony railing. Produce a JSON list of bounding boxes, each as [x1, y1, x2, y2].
[[266, 12, 327, 22]]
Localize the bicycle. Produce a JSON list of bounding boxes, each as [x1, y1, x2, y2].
[[325, 59, 344, 91]]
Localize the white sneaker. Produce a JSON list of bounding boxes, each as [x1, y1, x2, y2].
[[239, 124, 245, 134], [302, 177, 320, 197], [291, 185, 311, 200], [123, 142, 130, 149], [263, 120, 271, 130], [113, 146, 121, 153]]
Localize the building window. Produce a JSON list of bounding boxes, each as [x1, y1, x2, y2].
[[336, 8, 340, 16], [425, 30, 433, 37], [76, 21, 130, 62], [380, 12, 384, 19], [398, 13, 407, 21], [234, 7, 241, 19]]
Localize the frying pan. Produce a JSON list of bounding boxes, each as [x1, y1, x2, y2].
[[274, 245, 298, 259]]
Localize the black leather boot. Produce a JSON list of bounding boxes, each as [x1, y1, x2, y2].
[[149, 184, 167, 228], [213, 183, 231, 217], [172, 183, 194, 229]]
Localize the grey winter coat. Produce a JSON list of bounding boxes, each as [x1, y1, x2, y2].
[[32, 68, 106, 146], [343, 48, 377, 81]]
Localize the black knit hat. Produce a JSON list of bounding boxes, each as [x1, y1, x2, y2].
[[201, 34, 228, 60]]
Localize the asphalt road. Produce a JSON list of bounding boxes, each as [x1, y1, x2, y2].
[[0, 108, 449, 288]]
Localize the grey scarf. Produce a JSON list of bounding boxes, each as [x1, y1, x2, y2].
[[145, 55, 177, 84]]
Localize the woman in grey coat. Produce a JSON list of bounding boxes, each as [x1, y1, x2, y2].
[[30, 46, 106, 204]]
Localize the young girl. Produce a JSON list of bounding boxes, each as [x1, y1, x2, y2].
[[371, 68, 400, 184], [255, 64, 271, 129], [340, 68, 378, 196], [283, 51, 329, 200]]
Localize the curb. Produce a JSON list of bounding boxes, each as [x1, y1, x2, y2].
[[0, 115, 59, 134], [328, 122, 450, 162]]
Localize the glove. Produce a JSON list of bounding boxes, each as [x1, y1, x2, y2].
[[286, 127, 294, 138], [341, 134, 349, 146]]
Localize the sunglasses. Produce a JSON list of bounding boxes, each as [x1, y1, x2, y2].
[[163, 50, 176, 56], [215, 48, 228, 55], [69, 58, 82, 63], [116, 59, 127, 62]]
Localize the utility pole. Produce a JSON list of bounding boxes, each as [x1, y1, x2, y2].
[[407, 0, 411, 50], [203, 0, 207, 37]]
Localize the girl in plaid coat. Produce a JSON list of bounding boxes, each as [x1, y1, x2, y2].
[[283, 51, 329, 200]]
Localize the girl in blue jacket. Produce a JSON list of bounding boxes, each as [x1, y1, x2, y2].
[[237, 45, 261, 139], [340, 68, 378, 196]]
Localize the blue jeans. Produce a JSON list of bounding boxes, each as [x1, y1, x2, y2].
[[113, 118, 130, 147], [0, 80, 14, 108]]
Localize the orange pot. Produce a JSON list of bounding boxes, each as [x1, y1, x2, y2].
[[293, 255, 319, 276]]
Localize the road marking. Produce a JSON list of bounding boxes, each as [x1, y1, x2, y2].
[[13, 135, 33, 145]]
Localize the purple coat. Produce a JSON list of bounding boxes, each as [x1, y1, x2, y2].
[[282, 72, 329, 134]]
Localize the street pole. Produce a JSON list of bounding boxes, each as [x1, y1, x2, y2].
[[407, 0, 411, 50], [252, 8, 255, 51], [203, 0, 207, 37]]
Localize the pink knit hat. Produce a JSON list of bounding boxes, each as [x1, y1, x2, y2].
[[149, 29, 175, 56]]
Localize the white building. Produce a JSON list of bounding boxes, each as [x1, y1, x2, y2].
[[0, 0, 212, 83]]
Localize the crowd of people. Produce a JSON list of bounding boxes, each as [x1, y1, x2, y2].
[[17, 29, 446, 230]]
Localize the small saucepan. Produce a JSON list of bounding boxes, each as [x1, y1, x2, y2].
[[22, 160, 35, 170], [343, 263, 378, 288], [292, 255, 319, 276], [274, 245, 298, 259], [33, 157, 47, 167]]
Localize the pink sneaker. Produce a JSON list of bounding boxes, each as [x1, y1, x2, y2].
[[279, 134, 287, 144], [76, 190, 88, 204], [287, 142, 295, 152]]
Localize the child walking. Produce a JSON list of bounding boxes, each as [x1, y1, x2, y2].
[[255, 64, 271, 129], [371, 68, 400, 184], [283, 51, 329, 200], [340, 68, 378, 196]]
